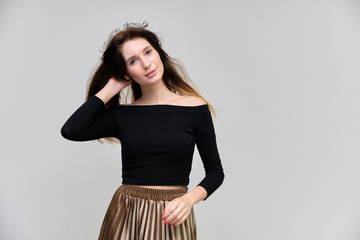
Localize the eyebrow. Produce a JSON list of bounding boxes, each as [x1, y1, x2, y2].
[[126, 45, 152, 63]]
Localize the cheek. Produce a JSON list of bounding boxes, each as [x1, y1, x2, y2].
[[158, 57, 164, 69], [157, 54, 162, 64], [155, 56, 163, 68], [127, 67, 139, 77]]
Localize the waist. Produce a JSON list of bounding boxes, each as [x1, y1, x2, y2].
[[122, 176, 191, 187], [119, 184, 188, 200], [136, 185, 187, 190]]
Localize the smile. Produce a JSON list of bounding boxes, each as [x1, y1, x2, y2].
[[146, 69, 157, 77]]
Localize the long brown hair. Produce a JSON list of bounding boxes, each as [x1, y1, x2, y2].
[[86, 21, 217, 145]]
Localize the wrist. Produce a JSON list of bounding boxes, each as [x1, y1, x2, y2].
[[183, 192, 196, 206], [96, 85, 118, 104], [184, 186, 207, 205], [103, 83, 120, 96]]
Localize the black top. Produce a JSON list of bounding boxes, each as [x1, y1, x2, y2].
[[61, 95, 225, 200]]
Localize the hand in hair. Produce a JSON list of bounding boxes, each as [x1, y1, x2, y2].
[[95, 77, 133, 104]]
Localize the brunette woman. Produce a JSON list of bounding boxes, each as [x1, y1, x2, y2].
[[61, 21, 225, 240]]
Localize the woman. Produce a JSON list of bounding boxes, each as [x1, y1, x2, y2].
[[61, 22, 225, 240]]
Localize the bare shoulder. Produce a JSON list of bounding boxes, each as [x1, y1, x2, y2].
[[182, 96, 207, 106]]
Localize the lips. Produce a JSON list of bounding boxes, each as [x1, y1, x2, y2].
[[146, 69, 156, 76]]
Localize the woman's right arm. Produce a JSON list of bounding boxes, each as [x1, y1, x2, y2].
[[60, 78, 132, 141]]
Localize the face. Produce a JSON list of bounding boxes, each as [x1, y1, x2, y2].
[[120, 37, 164, 85]]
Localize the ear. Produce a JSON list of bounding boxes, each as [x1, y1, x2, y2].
[[124, 75, 131, 80]]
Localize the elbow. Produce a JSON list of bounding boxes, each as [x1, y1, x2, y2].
[[60, 125, 72, 140], [212, 167, 225, 189], [61, 125, 79, 141], [206, 162, 225, 188], [60, 125, 93, 142], [208, 168, 225, 188], [218, 169, 225, 187], [213, 162, 225, 185]]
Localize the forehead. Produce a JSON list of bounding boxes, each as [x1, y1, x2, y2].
[[120, 37, 152, 58]]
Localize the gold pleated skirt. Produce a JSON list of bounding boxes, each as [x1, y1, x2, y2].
[[98, 184, 197, 240]]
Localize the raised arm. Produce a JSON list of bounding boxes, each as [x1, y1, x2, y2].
[[60, 78, 132, 141]]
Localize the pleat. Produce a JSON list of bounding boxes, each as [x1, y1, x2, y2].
[[98, 184, 197, 240]]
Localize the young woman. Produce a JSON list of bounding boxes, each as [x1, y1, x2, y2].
[[61, 22, 225, 240]]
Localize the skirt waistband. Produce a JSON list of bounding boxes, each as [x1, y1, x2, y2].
[[119, 184, 188, 201]]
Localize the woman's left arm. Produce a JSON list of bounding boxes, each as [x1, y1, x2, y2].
[[162, 107, 225, 226]]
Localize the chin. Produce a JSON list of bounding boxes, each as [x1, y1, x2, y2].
[[147, 77, 163, 85], [134, 77, 158, 86]]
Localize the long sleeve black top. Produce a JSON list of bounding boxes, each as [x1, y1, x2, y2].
[[61, 95, 225, 200]]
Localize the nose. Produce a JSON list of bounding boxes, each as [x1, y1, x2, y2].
[[142, 58, 151, 69]]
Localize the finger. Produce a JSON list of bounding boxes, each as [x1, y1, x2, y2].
[[163, 199, 178, 220], [164, 199, 180, 216], [163, 201, 174, 219], [165, 206, 184, 224], [171, 212, 189, 226], [166, 201, 189, 224], [164, 202, 185, 224], [169, 209, 188, 226]]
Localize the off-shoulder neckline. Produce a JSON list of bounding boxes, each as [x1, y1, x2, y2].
[[92, 95, 209, 112], [115, 103, 209, 113], [118, 103, 208, 108]]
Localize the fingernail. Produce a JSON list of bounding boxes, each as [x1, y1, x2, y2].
[[172, 224, 175, 226], [162, 217, 165, 220], [162, 211, 165, 215], [164, 221, 168, 224]]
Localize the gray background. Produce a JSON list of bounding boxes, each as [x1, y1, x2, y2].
[[1, 0, 360, 239]]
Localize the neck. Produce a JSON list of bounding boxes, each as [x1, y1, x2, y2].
[[137, 79, 177, 104]]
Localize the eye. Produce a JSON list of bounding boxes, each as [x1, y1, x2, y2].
[[129, 59, 136, 65], [145, 49, 152, 54]]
